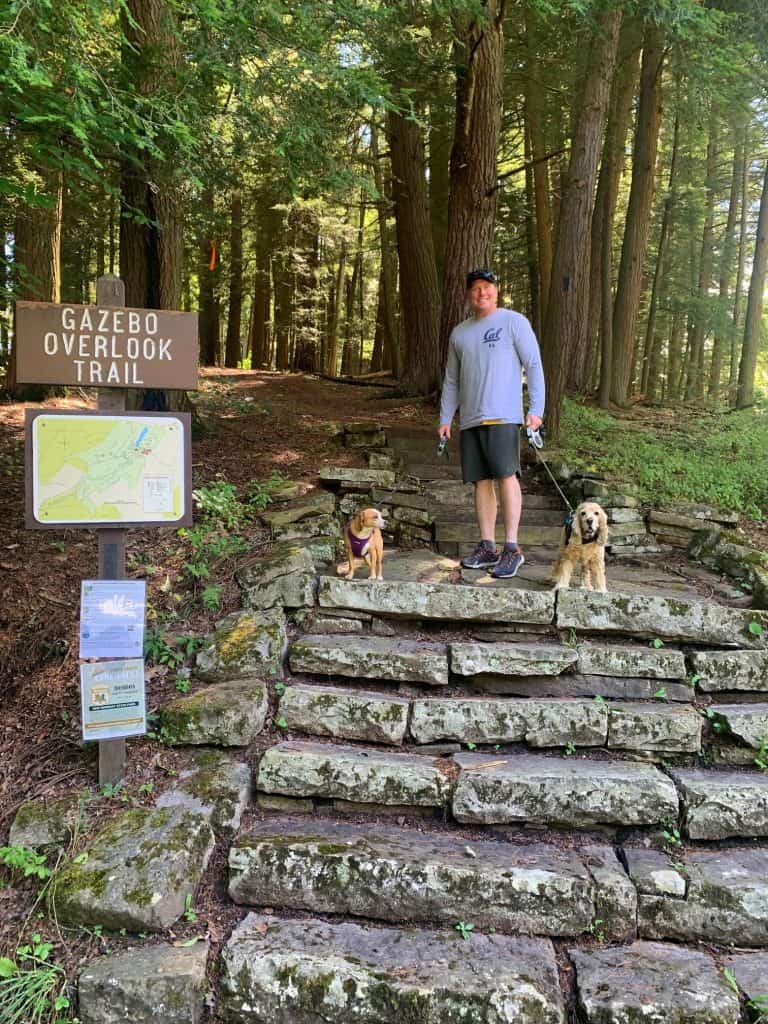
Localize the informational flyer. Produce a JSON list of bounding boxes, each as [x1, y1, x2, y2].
[[79, 580, 146, 659], [80, 659, 146, 741]]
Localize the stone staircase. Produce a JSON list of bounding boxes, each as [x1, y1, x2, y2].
[[18, 422, 768, 1023]]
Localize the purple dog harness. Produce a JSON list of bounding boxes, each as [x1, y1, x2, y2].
[[346, 523, 372, 558]]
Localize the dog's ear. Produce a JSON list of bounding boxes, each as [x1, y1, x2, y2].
[[596, 506, 609, 546], [570, 506, 583, 543]]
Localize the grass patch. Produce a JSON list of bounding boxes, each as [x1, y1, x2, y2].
[[558, 396, 768, 520]]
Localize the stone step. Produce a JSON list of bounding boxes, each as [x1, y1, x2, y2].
[[256, 741, 452, 808], [709, 703, 768, 749], [473, 672, 694, 703], [690, 649, 768, 692], [570, 942, 740, 1024], [450, 641, 578, 677], [452, 752, 678, 829], [318, 576, 555, 624], [426, 480, 563, 510], [557, 589, 768, 647], [289, 634, 449, 686], [627, 845, 768, 947], [279, 684, 409, 745], [670, 766, 768, 839], [228, 819, 635, 940], [220, 913, 565, 1024], [404, 461, 464, 481]]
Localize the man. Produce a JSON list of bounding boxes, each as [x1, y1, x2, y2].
[[438, 268, 545, 578]]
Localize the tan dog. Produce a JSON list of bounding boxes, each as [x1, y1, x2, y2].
[[341, 507, 386, 580], [551, 501, 609, 593]]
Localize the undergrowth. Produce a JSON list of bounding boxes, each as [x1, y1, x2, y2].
[[558, 396, 768, 520]]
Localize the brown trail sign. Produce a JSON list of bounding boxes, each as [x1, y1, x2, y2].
[[16, 274, 199, 785]]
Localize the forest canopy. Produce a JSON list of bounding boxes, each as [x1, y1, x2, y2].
[[2, 0, 768, 432]]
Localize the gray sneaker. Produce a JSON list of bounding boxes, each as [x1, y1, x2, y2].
[[491, 546, 525, 578], [461, 541, 500, 569]]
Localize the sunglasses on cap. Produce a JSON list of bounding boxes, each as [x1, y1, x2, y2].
[[466, 269, 498, 288]]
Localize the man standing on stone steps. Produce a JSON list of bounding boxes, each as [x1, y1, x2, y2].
[[438, 268, 545, 578]]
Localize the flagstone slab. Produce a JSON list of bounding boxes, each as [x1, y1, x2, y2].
[[9, 793, 85, 850], [259, 490, 336, 528], [710, 703, 768, 749], [279, 684, 409, 745], [319, 465, 396, 488], [78, 942, 209, 1024], [219, 913, 565, 1024], [236, 542, 316, 609], [576, 644, 685, 679], [160, 679, 268, 746], [689, 650, 768, 692], [723, 952, 768, 1004], [570, 942, 739, 1024], [410, 697, 607, 747], [556, 590, 768, 647], [156, 751, 251, 836], [671, 767, 768, 839], [289, 634, 449, 686], [452, 753, 678, 828], [228, 819, 633, 939], [581, 845, 638, 942], [481, 673, 693, 702], [607, 703, 702, 753], [55, 806, 214, 932], [624, 848, 686, 898], [319, 576, 556, 623], [450, 642, 577, 677], [638, 847, 768, 947], [256, 740, 451, 807], [195, 608, 287, 682]]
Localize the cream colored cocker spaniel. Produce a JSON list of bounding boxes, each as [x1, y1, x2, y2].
[[551, 501, 609, 593]]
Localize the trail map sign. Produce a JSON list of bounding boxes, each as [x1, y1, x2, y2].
[[15, 300, 198, 390], [25, 409, 192, 528], [80, 580, 146, 660], [80, 659, 146, 741]]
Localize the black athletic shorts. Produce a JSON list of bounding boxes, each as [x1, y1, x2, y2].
[[460, 423, 521, 484]]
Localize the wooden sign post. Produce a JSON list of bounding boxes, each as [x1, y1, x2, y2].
[[96, 275, 128, 784], [18, 275, 198, 786]]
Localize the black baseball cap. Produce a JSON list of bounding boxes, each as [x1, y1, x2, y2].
[[466, 268, 498, 288]]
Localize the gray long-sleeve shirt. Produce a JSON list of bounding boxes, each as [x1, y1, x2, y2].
[[439, 308, 546, 430]]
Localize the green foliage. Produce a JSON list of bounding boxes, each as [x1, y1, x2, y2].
[[144, 630, 203, 670], [558, 399, 768, 520], [192, 482, 248, 530], [0, 933, 72, 1024], [454, 920, 474, 940], [661, 819, 682, 848], [245, 470, 286, 511], [183, 894, 198, 924], [748, 620, 764, 638], [754, 735, 768, 772], [0, 846, 52, 882]]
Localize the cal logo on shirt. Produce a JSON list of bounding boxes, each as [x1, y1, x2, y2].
[[483, 327, 503, 347]]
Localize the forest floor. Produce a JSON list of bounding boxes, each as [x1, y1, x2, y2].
[[1, 368, 766, 1004]]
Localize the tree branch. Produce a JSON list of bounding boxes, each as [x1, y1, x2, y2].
[[486, 146, 568, 196]]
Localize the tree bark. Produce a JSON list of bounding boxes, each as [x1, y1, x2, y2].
[[326, 243, 347, 376], [542, 5, 622, 436], [388, 106, 441, 394], [708, 131, 742, 398], [610, 22, 665, 405], [736, 159, 768, 408], [641, 112, 680, 401], [370, 116, 401, 376], [289, 205, 320, 373], [197, 187, 219, 367], [439, 1, 507, 390], [683, 116, 717, 401], [224, 190, 243, 368], [429, 97, 452, 292], [523, 1, 553, 328], [591, 15, 644, 405], [730, 125, 750, 395]]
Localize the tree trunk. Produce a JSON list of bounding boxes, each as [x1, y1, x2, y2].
[[708, 131, 742, 398], [429, 97, 452, 292], [439, 1, 507, 389], [591, 15, 644, 405], [388, 106, 441, 394], [683, 116, 717, 401], [9, 165, 62, 397], [370, 116, 402, 376], [198, 188, 219, 366], [523, 131, 541, 337], [273, 230, 292, 372], [290, 205, 320, 373], [542, 5, 622, 436], [610, 22, 665, 405], [667, 310, 684, 399], [326, 244, 346, 376], [523, 1, 553, 328], [641, 112, 680, 401], [736, 159, 768, 408], [730, 126, 750, 395], [224, 190, 243, 368]]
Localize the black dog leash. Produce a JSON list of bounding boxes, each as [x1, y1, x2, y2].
[[525, 427, 575, 538]]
